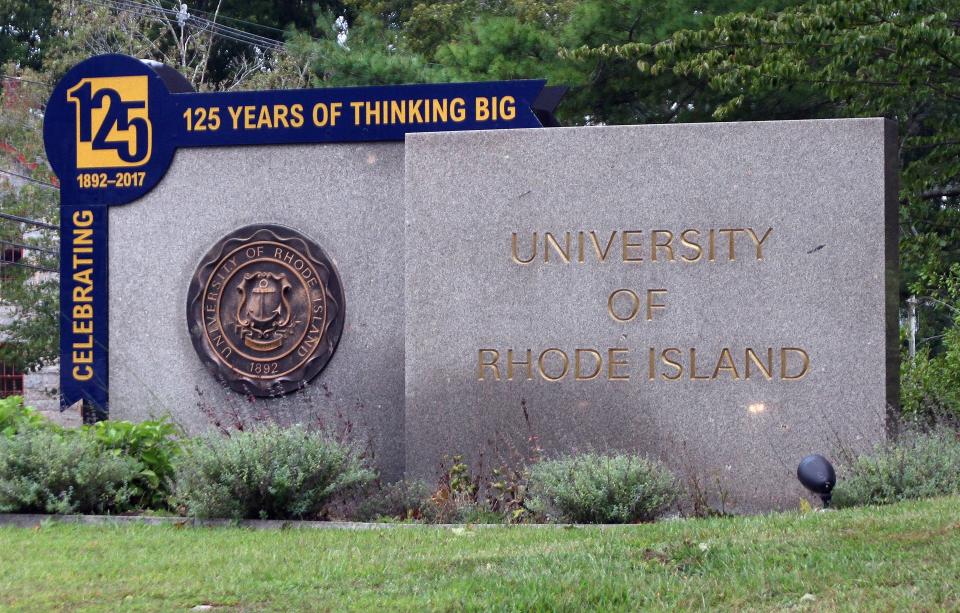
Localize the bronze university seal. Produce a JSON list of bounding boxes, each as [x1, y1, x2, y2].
[[186, 224, 344, 397]]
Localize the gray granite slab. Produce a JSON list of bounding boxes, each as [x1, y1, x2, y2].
[[403, 120, 898, 512], [108, 143, 405, 480]]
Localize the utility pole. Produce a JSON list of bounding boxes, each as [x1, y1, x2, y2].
[[907, 295, 918, 360]]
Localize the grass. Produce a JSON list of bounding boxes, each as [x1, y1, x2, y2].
[[1, 497, 959, 612]]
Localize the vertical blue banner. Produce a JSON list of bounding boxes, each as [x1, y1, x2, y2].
[[59, 205, 109, 419]]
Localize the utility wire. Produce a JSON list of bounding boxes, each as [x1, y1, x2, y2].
[[1, 75, 49, 86], [0, 259, 57, 274], [0, 239, 58, 257], [156, 0, 293, 36], [0, 212, 58, 231], [0, 169, 59, 190], [92, 0, 287, 51]]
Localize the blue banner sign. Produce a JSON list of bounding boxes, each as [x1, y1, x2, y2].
[[44, 54, 559, 415]]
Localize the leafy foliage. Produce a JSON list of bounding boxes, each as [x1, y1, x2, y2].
[[172, 424, 375, 520], [297, 0, 801, 125], [84, 418, 181, 509], [527, 452, 679, 523], [901, 347, 960, 421], [575, 0, 960, 352], [0, 395, 54, 436], [832, 430, 960, 507], [0, 69, 59, 373], [0, 426, 141, 513], [0, 0, 54, 69]]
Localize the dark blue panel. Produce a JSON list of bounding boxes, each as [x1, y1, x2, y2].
[[44, 54, 547, 207], [171, 80, 546, 148], [59, 205, 109, 418]]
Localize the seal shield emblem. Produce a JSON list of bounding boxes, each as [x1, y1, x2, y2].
[[186, 224, 345, 397]]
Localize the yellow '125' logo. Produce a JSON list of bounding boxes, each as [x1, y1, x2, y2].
[[66, 76, 152, 169]]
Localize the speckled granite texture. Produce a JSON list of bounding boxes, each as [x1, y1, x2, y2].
[[404, 120, 898, 512], [109, 143, 406, 480]]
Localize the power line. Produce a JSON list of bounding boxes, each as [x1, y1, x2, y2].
[[91, 0, 288, 51], [0, 239, 58, 257], [1, 75, 49, 86], [0, 212, 58, 231], [0, 168, 59, 190], [0, 259, 57, 274], [156, 0, 292, 36]]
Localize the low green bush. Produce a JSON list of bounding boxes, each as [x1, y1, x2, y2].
[[527, 452, 678, 523], [85, 418, 182, 509], [832, 430, 960, 508], [0, 427, 141, 514], [0, 396, 56, 437], [173, 424, 375, 520], [900, 348, 960, 424]]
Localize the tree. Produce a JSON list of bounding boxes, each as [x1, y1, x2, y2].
[[314, 0, 803, 125], [0, 0, 55, 69], [0, 70, 59, 371], [575, 0, 960, 340], [45, 0, 300, 90]]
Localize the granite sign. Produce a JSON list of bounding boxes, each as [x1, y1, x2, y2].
[[44, 54, 898, 510], [404, 121, 898, 510]]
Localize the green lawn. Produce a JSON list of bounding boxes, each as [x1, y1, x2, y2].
[[2, 497, 959, 612]]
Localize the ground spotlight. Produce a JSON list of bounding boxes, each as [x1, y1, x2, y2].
[[797, 454, 836, 508]]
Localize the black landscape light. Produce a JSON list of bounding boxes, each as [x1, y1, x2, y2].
[[797, 454, 837, 508]]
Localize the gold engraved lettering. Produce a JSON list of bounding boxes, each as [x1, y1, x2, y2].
[[478, 349, 501, 381], [608, 288, 640, 323], [680, 229, 702, 262], [607, 348, 630, 381], [747, 227, 773, 259], [646, 289, 667, 321], [544, 232, 571, 263], [745, 347, 773, 380], [590, 231, 617, 262], [651, 230, 674, 262], [575, 348, 602, 381], [508, 349, 534, 381], [712, 347, 741, 380], [511, 232, 537, 264], [718, 228, 741, 260], [689, 348, 712, 380], [622, 231, 643, 262], [781, 347, 810, 380], [660, 348, 683, 381], [538, 348, 569, 382]]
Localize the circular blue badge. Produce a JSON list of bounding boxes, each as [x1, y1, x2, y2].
[[44, 54, 177, 206]]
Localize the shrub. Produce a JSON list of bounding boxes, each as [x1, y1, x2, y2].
[[0, 396, 57, 437], [173, 424, 375, 520], [832, 430, 960, 508], [0, 428, 141, 514], [527, 452, 678, 523], [900, 347, 960, 423], [85, 418, 182, 509]]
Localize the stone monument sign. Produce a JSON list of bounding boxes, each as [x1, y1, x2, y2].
[[43, 54, 897, 510], [404, 120, 898, 511]]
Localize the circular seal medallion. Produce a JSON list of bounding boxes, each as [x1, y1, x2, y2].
[[186, 224, 345, 397]]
